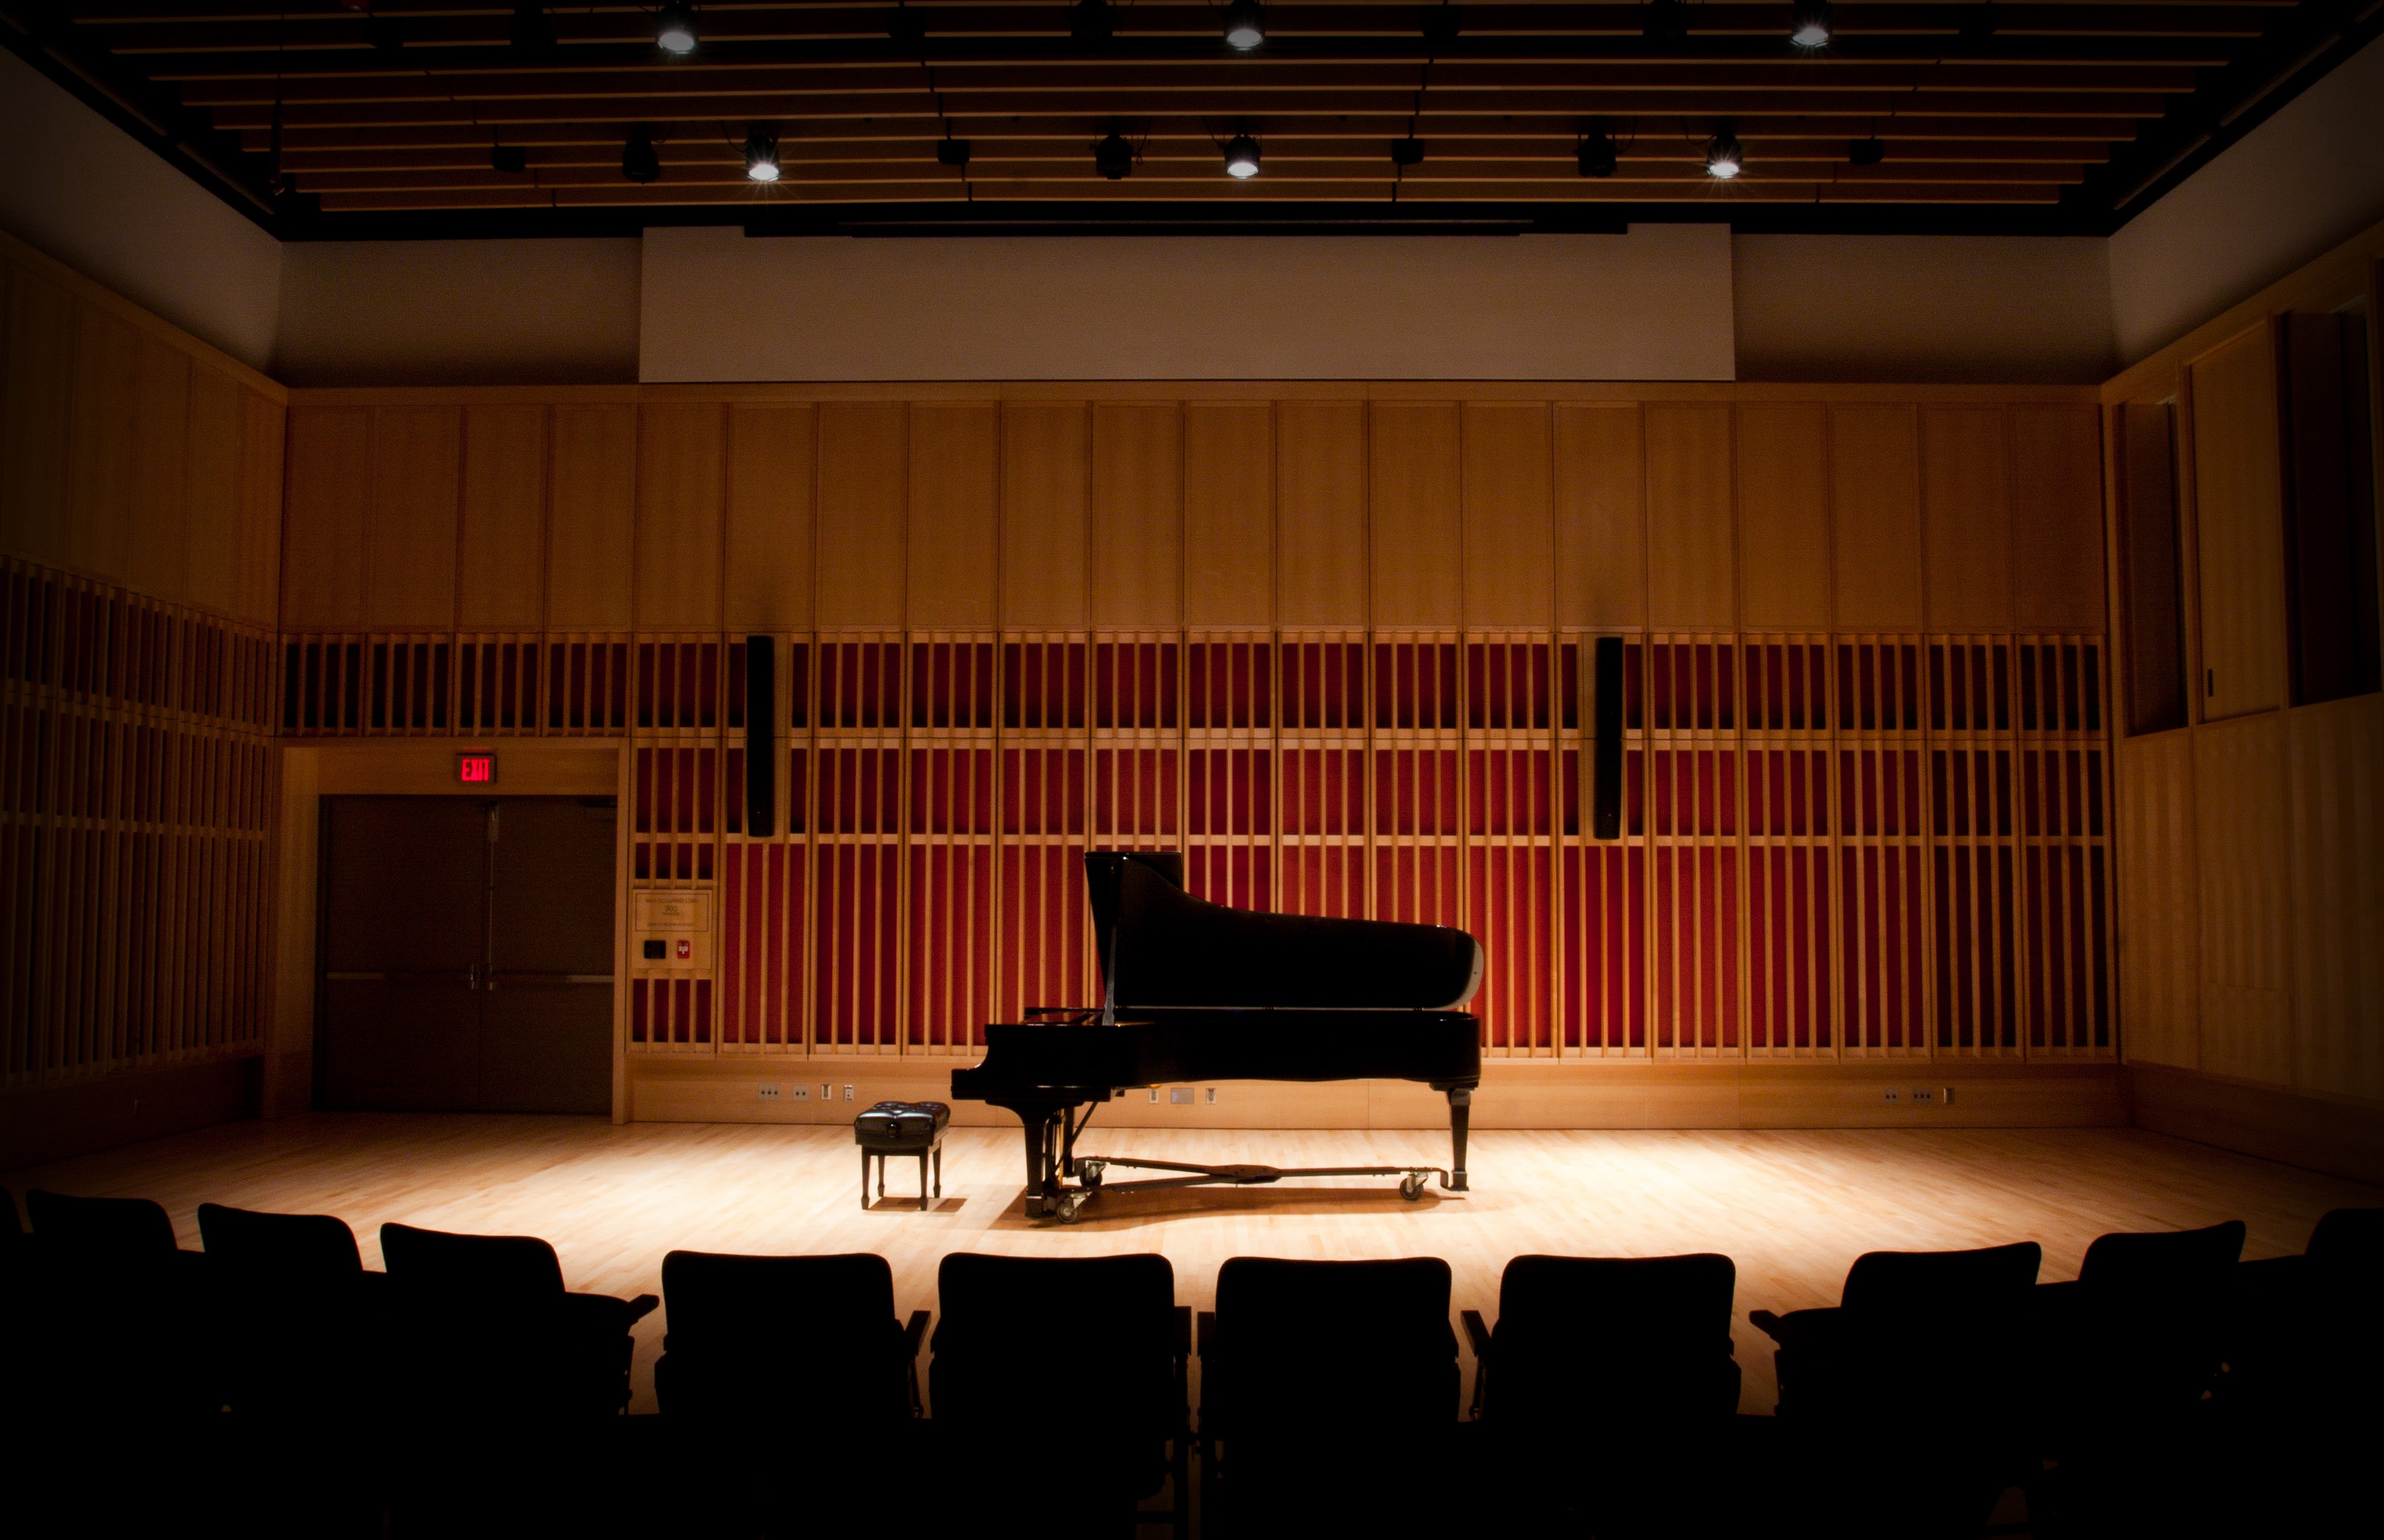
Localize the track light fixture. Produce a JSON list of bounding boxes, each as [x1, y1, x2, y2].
[[1094, 130, 1136, 180], [1847, 135, 1884, 166], [1642, 0, 1688, 43], [1705, 125, 1743, 179], [1222, 0, 1266, 50], [1070, 0, 1116, 43], [654, 4, 698, 54], [510, 4, 555, 54], [744, 125, 781, 183], [1577, 120, 1616, 178], [1223, 132, 1262, 178], [1789, 0, 1832, 48], [622, 125, 661, 183], [1392, 137, 1426, 168], [492, 142, 528, 174]]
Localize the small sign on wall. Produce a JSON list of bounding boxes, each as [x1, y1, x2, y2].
[[455, 750, 497, 785]]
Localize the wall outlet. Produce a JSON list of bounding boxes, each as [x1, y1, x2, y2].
[[1205, 1087, 1217, 1104], [1149, 1088, 1160, 1103], [789, 1085, 811, 1101], [1170, 1088, 1194, 1105], [757, 1083, 781, 1102], [1942, 1085, 1956, 1105], [1882, 1087, 1902, 1103], [1910, 1087, 1936, 1105], [819, 1083, 832, 1103], [843, 1084, 855, 1102]]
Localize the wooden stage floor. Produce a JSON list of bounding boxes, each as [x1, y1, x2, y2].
[[8, 1116, 2377, 1415]]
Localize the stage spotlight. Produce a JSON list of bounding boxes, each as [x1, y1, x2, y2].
[[623, 126, 661, 183], [1223, 132, 1262, 178], [492, 143, 528, 173], [1847, 135, 1884, 166], [1789, 0, 1832, 48], [744, 126, 781, 183], [1095, 130, 1136, 180], [510, 3, 555, 53], [654, 4, 698, 54], [1705, 126, 1743, 179], [1392, 137, 1425, 167], [1223, 0, 1266, 50], [1070, 0, 1116, 42], [937, 137, 972, 167], [1578, 121, 1616, 178], [1643, 0, 1688, 42]]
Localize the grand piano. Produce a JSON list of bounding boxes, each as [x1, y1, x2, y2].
[[951, 851, 1484, 1221]]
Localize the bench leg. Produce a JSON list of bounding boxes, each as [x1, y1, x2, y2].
[[917, 1150, 931, 1211], [861, 1150, 871, 1209], [933, 1144, 943, 1200]]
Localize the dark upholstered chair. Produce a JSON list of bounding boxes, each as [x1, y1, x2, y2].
[[1753, 1241, 2042, 1539], [932, 1252, 1190, 1534], [27, 1188, 180, 1257], [1200, 1256, 1461, 1536], [1465, 1253, 1742, 1536]]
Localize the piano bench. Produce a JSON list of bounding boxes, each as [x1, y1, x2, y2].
[[854, 1100, 950, 1212]]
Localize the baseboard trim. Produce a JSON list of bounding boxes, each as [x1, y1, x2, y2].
[[0, 1055, 263, 1174], [627, 1056, 2127, 1131], [2125, 1063, 2384, 1186]]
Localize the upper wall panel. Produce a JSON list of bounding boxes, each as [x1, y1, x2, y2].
[[274, 386, 2105, 642]]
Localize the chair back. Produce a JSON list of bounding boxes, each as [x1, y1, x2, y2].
[[1841, 1239, 2041, 1318], [27, 1189, 178, 1259], [197, 1203, 364, 1282], [1487, 1252, 1739, 1426], [656, 1251, 909, 1423], [381, 1222, 565, 1301], [932, 1252, 1176, 1433], [2306, 1207, 2384, 1272], [2078, 1219, 2245, 1292], [1208, 1256, 1456, 1438]]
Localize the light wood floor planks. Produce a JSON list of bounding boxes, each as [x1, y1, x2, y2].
[[7, 1117, 2375, 1415]]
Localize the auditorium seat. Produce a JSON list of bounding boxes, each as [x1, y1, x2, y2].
[[26, 1188, 180, 1256], [931, 1251, 1190, 1534], [197, 1203, 393, 1536], [1464, 1252, 1743, 1536], [1753, 1241, 2041, 1539], [650, 1250, 928, 1534], [1199, 1256, 1461, 1536]]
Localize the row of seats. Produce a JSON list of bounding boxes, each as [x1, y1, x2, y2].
[[4, 1189, 2377, 1539]]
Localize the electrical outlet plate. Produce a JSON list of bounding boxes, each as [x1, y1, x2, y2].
[[757, 1084, 781, 1101], [789, 1085, 810, 1101], [1148, 1088, 1159, 1102], [843, 1084, 855, 1102], [1910, 1087, 1935, 1105], [1205, 1087, 1217, 1104], [1882, 1087, 1902, 1103], [1170, 1088, 1193, 1105]]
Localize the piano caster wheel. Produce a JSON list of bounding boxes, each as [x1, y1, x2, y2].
[[1054, 1191, 1091, 1224], [1079, 1160, 1106, 1191], [1399, 1173, 1427, 1202]]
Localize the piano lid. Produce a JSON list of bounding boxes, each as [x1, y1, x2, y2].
[[1086, 851, 1484, 1015]]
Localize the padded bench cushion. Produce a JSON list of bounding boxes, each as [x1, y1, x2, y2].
[[854, 1101, 951, 1148]]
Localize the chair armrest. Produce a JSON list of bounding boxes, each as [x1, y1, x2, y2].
[[1195, 1310, 1216, 1359], [1749, 1309, 1785, 1342], [625, 1293, 659, 1324], [1461, 1310, 1492, 1420], [1173, 1304, 1192, 1359], [903, 1309, 932, 1359]]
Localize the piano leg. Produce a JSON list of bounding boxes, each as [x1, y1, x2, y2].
[[1446, 1087, 1472, 1193]]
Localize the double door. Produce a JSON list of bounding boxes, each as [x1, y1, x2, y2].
[[319, 797, 616, 1113]]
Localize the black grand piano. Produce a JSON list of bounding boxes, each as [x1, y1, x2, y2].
[[951, 851, 1484, 1221]]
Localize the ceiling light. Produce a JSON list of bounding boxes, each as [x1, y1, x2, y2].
[[1578, 121, 1616, 178], [1094, 130, 1136, 180], [492, 143, 528, 174], [654, 5, 698, 54], [622, 126, 661, 183], [1222, 0, 1266, 50], [1847, 135, 1884, 166], [744, 126, 781, 183], [1223, 132, 1262, 178], [1705, 127, 1743, 180], [510, 4, 554, 53], [1392, 137, 1425, 167], [1789, 0, 1832, 49], [1642, 0, 1688, 43], [1070, 0, 1116, 42], [937, 138, 972, 167]]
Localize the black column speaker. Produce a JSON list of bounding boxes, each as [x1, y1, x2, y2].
[[745, 636, 776, 838], [1592, 636, 1622, 840]]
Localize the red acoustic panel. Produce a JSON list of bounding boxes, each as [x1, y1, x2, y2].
[[1001, 840, 1089, 1019], [1561, 841, 1644, 1052]]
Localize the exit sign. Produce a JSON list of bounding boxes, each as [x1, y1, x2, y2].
[[456, 752, 497, 785]]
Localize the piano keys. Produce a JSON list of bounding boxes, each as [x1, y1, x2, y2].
[[951, 851, 1484, 1221]]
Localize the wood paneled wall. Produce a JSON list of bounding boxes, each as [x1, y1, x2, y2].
[[278, 382, 2111, 1075], [2102, 219, 2384, 1113], [0, 233, 285, 1101]]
